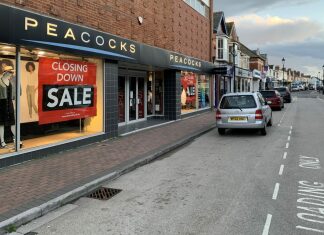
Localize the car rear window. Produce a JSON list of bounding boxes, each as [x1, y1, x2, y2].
[[275, 88, 286, 92], [220, 95, 257, 109], [274, 88, 286, 95], [260, 91, 276, 98]]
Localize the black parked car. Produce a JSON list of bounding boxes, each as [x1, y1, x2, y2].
[[274, 87, 292, 103]]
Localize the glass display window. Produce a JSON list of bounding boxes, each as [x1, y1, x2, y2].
[[147, 73, 153, 116], [154, 71, 164, 115], [181, 71, 211, 114], [181, 71, 197, 113], [0, 45, 104, 156], [0, 43, 18, 155], [198, 75, 210, 109]]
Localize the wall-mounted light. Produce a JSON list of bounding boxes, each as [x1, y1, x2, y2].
[[138, 16, 143, 25]]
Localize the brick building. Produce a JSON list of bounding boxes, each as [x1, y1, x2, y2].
[[0, 1, 215, 167]]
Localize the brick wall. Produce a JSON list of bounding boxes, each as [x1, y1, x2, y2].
[[250, 58, 264, 71], [1, 0, 212, 62]]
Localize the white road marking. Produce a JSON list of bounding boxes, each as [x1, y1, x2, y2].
[[299, 155, 321, 169], [288, 136, 291, 141], [272, 183, 280, 200], [262, 214, 272, 235], [279, 110, 287, 124], [290, 126, 293, 130], [289, 130, 292, 135], [296, 225, 324, 233], [283, 152, 287, 159], [279, 165, 284, 176], [278, 124, 281, 127], [286, 143, 289, 149]]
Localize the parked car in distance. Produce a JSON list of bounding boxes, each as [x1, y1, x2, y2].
[[298, 84, 305, 91], [260, 90, 284, 110], [291, 84, 299, 91], [216, 92, 272, 136], [309, 84, 315, 90], [273, 87, 292, 103]]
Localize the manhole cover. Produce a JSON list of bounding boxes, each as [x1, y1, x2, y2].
[[87, 187, 122, 200]]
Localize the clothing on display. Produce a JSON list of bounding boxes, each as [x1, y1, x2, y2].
[[0, 81, 15, 126], [26, 85, 38, 118], [0, 67, 20, 148], [25, 62, 38, 118]]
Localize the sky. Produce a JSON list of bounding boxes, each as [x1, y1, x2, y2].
[[213, 0, 324, 77]]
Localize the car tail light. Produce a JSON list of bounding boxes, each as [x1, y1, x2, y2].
[[216, 109, 222, 120], [255, 109, 263, 120]]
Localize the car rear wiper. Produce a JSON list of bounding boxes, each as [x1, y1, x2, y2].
[[231, 106, 243, 111]]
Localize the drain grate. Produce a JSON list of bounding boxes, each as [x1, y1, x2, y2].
[[87, 187, 122, 200]]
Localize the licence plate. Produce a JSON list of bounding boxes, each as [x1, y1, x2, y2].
[[229, 117, 247, 122]]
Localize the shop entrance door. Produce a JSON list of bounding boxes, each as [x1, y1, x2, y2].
[[128, 77, 145, 122]]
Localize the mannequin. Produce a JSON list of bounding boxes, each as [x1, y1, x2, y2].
[[0, 66, 21, 148]]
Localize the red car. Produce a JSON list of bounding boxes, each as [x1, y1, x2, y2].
[[260, 90, 284, 110]]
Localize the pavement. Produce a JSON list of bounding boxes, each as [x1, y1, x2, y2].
[[0, 111, 215, 234]]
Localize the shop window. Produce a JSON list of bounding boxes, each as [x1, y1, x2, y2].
[[0, 44, 18, 155], [181, 71, 197, 113], [181, 72, 210, 114], [154, 72, 164, 115], [198, 75, 210, 109], [118, 76, 126, 123], [0, 46, 104, 155], [147, 73, 153, 116]]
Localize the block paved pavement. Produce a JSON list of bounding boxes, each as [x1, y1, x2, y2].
[[0, 111, 215, 223]]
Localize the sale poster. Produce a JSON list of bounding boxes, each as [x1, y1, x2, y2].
[[38, 58, 97, 125], [181, 74, 196, 104]]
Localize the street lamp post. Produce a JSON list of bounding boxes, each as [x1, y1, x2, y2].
[[319, 72, 321, 93], [282, 57, 285, 86], [322, 65, 324, 94], [230, 46, 238, 93]]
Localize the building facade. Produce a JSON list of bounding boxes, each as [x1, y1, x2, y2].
[[0, 1, 215, 167]]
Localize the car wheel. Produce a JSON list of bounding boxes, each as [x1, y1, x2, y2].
[[267, 117, 272, 126], [278, 106, 282, 111], [218, 128, 226, 135], [260, 125, 267, 136]]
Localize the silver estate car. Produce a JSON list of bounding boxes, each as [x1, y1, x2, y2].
[[216, 92, 272, 135]]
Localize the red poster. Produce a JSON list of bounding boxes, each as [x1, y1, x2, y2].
[[38, 58, 97, 125], [181, 75, 196, 103]]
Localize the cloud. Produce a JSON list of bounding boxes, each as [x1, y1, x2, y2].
[[264, 40, 324, 60], [214, 0, 319, 16], [213, 0, 324, 75], [265, 40, 324, 76], [268, 54, 323, 77], [229, 15, 323, 46], [227, 14, 324, 75]]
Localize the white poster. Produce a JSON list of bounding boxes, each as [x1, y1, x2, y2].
[[21, 61, 39, 123]]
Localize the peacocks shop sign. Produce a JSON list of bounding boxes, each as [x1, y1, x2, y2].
[[0, 4, 140, 61], [0, 4, 215, 72]]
